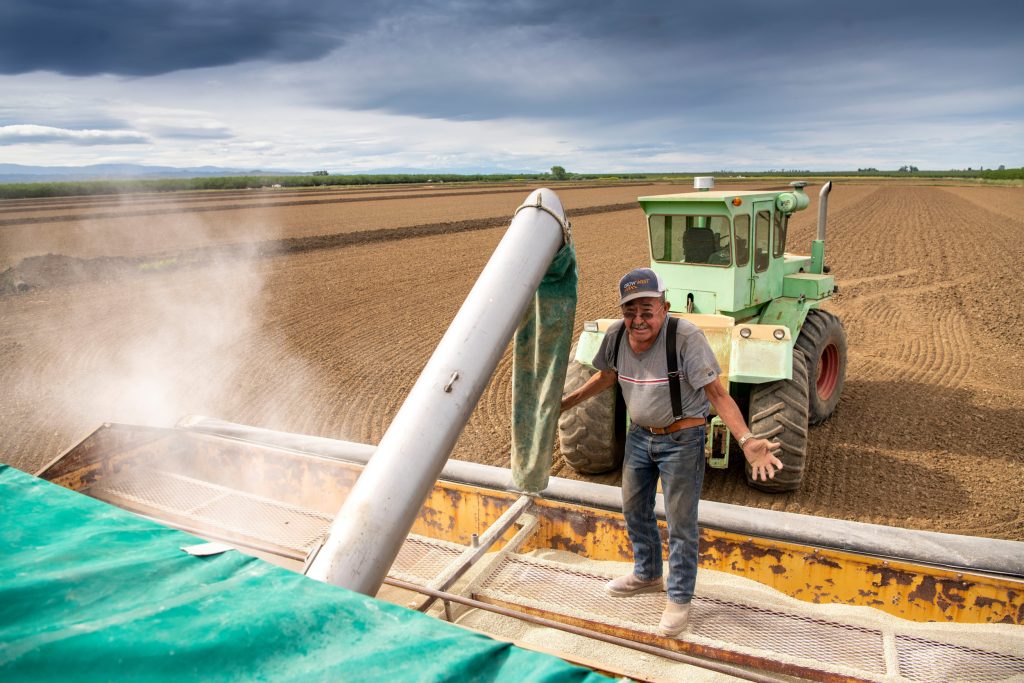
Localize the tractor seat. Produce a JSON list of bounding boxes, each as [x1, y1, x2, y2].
[[683, 228, 717, 264]]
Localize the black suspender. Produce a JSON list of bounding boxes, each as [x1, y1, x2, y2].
[[612, 317, 684, 421], [612, 322, 626, 370], [665, 316, 683, 420]]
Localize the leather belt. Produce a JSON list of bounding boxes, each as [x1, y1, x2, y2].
[[636, 416, 706, 435]]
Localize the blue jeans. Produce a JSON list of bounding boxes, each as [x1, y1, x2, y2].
[[621, 423, 705, 605]]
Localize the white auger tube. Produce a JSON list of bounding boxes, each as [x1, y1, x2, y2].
[[305, 188, 569, 594]]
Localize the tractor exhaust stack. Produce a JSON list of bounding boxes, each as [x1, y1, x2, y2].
[[817, 180, 832, 241]]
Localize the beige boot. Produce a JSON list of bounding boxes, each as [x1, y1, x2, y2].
[[659, 600, 691, 636], [605, 573, 665, 597]]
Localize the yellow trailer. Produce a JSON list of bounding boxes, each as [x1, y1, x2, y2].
[[37, 418, 1024, 683]]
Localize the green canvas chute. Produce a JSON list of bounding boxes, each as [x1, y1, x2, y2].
[[0, 465, 607, 682], [511, 241, 578, 492]]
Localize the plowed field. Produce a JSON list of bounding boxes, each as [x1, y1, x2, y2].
[[1, 180, 1022, 540]]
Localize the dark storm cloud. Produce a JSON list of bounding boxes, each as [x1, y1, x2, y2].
[[472, 0, 1023, 49], [1, 0, 1020, 169], [4, 0, 1020, 92], [302, 0, 1023, 127], [0, 0, 395, 76]]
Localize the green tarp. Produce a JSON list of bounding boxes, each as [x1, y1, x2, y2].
[[0, 465, 608, 682], [511, 242, 578, 493]]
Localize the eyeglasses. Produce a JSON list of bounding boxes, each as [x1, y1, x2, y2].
[[621, 309, 658, 320]]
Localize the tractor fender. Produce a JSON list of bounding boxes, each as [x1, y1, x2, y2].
[[575, 314, 793, 386], [572, 319, 619, 369], [759, 296, 827, 342], [728, 321, 793, 384]]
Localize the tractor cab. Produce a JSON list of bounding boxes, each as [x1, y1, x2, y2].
[[560, 177, 847, 492], [639, 178, 817, 323]]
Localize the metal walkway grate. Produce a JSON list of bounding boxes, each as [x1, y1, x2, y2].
[[476, 553, 1024, 683], [390, 535, 465, 584], [896, 635, 1024, 682]]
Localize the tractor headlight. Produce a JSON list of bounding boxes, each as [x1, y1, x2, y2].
[[739, 327, 752, 338], [773, 328, 786, 340], [583, 321, 599, 332]]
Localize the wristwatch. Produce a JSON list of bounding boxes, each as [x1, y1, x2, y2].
[[738, 432, 755, 448]]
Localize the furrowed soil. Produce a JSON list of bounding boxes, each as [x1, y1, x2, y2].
[[1, 180, 1022, 540]]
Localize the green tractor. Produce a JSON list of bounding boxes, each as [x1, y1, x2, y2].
[[558, 178, 847, 492]]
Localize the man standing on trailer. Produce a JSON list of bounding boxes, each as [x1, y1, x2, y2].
[[560, 267, 783, 636]]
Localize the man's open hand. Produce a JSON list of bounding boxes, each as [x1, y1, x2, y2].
[[741, 438, 783, 481]]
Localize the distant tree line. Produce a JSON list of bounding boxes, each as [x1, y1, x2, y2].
[[0, 167, 1020, 200], [715, 168, 1024, 180], [0, 173, 561, 199]]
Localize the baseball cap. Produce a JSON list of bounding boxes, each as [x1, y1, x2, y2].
[[618, 267, 666, 305]]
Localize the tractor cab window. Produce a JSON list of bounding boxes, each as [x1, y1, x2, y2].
[[648, 215, 732, 266], [734, 214, 750, 266], [754, 210, 771, 272], [772, 209, 787, 258]]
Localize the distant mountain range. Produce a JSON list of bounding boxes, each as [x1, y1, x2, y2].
[[0, 163, 304, 183]]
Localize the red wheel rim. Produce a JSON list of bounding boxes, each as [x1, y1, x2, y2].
[[816, 344, 839, 399]]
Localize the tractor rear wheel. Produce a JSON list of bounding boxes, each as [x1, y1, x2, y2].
[[745, 348, 810, 492], [558, 348, 626, 474], [795, 309, 847, 425]]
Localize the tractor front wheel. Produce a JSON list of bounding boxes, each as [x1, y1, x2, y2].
[[558, 349, 626, 475], [795, 309, 848, 425], [745, 348, 810, 492]]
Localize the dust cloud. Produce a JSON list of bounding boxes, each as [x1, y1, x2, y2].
[[0, 197, 319, 471]]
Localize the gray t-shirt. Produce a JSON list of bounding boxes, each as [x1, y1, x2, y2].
[[593, 317, 721, 428]]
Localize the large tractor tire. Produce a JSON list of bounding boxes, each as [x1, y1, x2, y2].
[[745, 348, 810, 492], [558, 348, 626, 474], [795, 309, 848, 425]]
